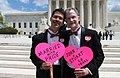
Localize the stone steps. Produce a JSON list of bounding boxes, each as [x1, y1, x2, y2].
[[104, 52, 120, 57], [0, 68, 35, 78], [0, 50, 29, 55], [99, 46, 120, 78], [103, 57, 120, 64], [0, 44, 120, 78], [0, 45, 30, 50], [0, 45, 35, 78], [100, 64, 120, 72], [103, 48, 120, 52], [0, 60, 35, 69], [100, 72, 120, 78], [0, 55, 30, 61]]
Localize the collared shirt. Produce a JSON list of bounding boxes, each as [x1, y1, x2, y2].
[[67, 27, 81, 68], [47, 29, 60, 65], [67, 27, 93, 75]]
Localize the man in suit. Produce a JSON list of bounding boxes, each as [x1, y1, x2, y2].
[[64, 7, 105, 78], [30, 8, 66, 78]]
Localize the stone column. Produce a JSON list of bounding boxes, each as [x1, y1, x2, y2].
[[88, 0, 92, 27], [71, 0, 75, 8], [64, 0, 67, 9], [48, 0, 51, 26], [103, 0, 108, 28], [56, 0, 59, 9], [80, 0, 84, 26], [95, 0, 100, 29]]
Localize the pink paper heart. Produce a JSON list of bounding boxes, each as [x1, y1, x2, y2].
[[64, 46, 93, 68], [35, 42, 65, 64]]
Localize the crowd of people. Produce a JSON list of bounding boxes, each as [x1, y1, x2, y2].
[[98, 30, 114, 40]]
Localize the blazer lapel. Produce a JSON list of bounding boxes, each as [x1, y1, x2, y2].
[[43, 29, 48, 43], [80, 27, 85, 46]]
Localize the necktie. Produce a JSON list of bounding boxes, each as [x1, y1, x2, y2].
[[72, 27, 80, 36], [72, 31, 78, 35]]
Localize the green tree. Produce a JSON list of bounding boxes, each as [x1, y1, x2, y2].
[[0, 27, 18, 34], [0, 12, 3, 24]]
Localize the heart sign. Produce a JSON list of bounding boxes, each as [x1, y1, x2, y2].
[[64, 46, 93, 68], [35, 42, 65, 64]]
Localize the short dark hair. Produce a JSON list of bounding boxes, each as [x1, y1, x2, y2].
[[51, 8, 66, 19]]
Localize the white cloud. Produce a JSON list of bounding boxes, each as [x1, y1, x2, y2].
[[107, 0, 113, 11], [17, 0, 29, 4], [0, 0, 120, 15], [33, 0, 48, 7], [0, 0, 20, 14], [108, 0, 120, 11]]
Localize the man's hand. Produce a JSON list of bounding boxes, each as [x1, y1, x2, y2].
[[74, 68, 90, 77], [40, 62, 52, 70]]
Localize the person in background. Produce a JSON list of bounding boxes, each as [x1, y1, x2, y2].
[[109, 30, 114, 40], [105, 30, 109, 40], [98, 31, 102, 40], [64, 7, 105, 78], [102, 32, 105, 40], [30, 8, 66, 78]]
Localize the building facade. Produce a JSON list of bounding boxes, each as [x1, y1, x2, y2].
[[4, 0, 109, 35], [4, 12, 48, 35], [105, 12, 120, 32], [108, 12, 120, 26], [48, 0, 108, 30]]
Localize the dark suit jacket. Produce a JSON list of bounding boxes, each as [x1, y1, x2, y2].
[[63, 27, 105, 78], [30, 28, 67, 78]]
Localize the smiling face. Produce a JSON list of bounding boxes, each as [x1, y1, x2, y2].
[[50, 11, 64, 31], [65, 9, 80, 30]]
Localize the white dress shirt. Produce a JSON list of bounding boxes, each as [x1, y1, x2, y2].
[[67, 28, 92, 75], [47, 29, 60, 65], [67, 28, 81, 68]]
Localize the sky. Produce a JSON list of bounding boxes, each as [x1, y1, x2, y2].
[[0, 0, 48, 14], [0, 0, 120, 14]]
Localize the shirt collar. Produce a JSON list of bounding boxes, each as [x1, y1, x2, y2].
[[48, 29, 59, 34]]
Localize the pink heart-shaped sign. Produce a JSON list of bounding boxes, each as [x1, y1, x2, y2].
[[35, 42, 65, 64], [64, 46, 93, 68]]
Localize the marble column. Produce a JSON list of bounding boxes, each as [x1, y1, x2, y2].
[[71, 0, 75, 8], [87, 0, 92, 27], [48, 0, 51, 26], [103, 0, 108, 28], [95, 0, 100, 29], [80, 0, 84, 26], [56, 0, 59, 9], [64, 0, 67, 9]]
